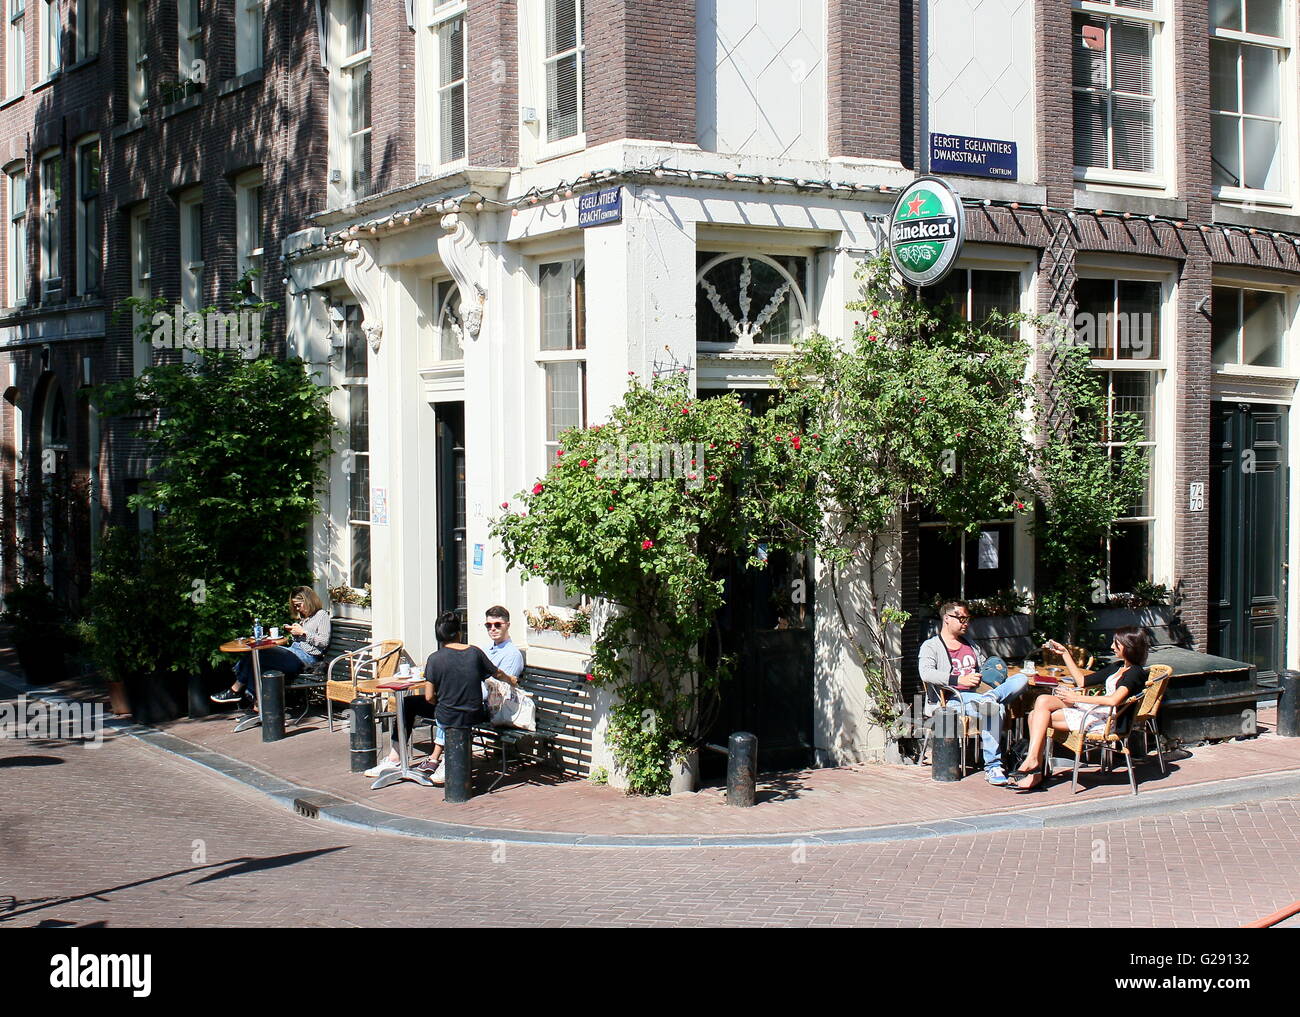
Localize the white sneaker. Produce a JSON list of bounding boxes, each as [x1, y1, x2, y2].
[[430, 762, 446, 785], [365, 758, 400, 778]]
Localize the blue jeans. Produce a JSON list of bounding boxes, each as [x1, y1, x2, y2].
[[949, 674, 1029, 772], [235, 644, 315, 699]]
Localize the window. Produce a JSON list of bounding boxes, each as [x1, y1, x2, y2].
[[179, 190, 203, 317], [129, 206, 151, 374], [434, 279, 464, 360], [537, 259, 586, 463], [543, 0, 583, 143], [343, 304, 370, 589], [1074, 276, 1164, 593], [39, 0, 57, 78], [918, 266, 1023, 604], [126, 0, 147, 116], [6, 167, 25, 307], [75, 137, 99, 296], [235, 0, 263, 74], [436, 14, 466, 164], [236, 172, 263, 299], [6, 0, 25, 97], [74, 0, 96, 61], [331, 0, 371, 199], [177, 0, 202, 84], [38, 150, 60, 301], [1072, 0, 1162, 176], [1210, 0, 1288, 195], [1212, 286, 1288, 369], [696, 252, 810, 347]]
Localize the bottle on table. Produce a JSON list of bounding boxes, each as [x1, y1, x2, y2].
[[253, 617, 263, 641]]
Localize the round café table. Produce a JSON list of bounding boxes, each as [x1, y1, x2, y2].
[[369, 677, 433, 790], [219, 636, 291, 733]]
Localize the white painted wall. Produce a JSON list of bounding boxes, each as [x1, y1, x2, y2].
[[922, 0, 1037, 183]]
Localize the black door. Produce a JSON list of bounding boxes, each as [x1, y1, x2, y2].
[[435, 403, 467, 639], [1209, 403, 1288, 683], [705, 545, 816, 773]]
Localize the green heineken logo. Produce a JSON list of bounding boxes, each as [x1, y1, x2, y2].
[[887, 176, 965, 287]]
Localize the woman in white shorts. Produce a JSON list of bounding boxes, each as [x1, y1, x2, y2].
[[1006, 626, 1150, 790]]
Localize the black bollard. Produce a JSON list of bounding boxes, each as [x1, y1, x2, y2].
[[726, 731, 757, 807], [1279, 671, 1300, 738], [260, 671, 286, 743], [444, 726, 472, 803], [349, 697, 377, 772], [931, 707, 963, 782]]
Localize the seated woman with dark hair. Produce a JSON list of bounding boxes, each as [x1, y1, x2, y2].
[[365, 610, 517, 785], [211, 587, 331, 706], [1007, 625, 1151, 790]]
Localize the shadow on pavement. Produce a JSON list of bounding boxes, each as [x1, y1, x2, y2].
[[0, 755, 65, 767]]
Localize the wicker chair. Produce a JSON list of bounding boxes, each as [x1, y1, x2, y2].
[[325, 640, 406, 732], [1041, 643, 1095, 671], [1048, 663, 1173, 795]]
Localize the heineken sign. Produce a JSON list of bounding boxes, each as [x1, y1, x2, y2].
[[887, 176, 965, 287]]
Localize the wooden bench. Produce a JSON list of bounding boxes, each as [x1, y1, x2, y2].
[[283, 619, 374, 724], [473, 666, 593, 789]]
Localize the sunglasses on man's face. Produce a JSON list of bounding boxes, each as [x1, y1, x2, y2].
[[486, 622, 506, 630], [947, 614, 971, 623]]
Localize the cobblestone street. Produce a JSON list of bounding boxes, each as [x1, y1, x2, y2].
[[3, 731, 1298, 928]]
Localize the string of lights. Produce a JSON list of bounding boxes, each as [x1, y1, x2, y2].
[[280, 160, 1300, 273]]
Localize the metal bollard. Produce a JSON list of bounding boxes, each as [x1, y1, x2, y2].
[[726, 731, 757, 807], [444, 727, 472, 803], [1279, 671, 1300, 738], [931, 707, 963, 782], [260, 671, 286, 743], [349, 697, 377, 772]]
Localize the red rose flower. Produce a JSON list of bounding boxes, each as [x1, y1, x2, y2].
[[532, 483, 544, 495], [500, 501, 509, 509], [579, 459, 589, 468], [641, 539, 654, 550], [791, 435, 802, 450], [585, 673, 595, 682], [708, 474, 718, 481], [871, 309, 880, 318], [556, 449, 564, 457]]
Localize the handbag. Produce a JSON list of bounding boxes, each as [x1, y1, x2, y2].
[[489, 681, 537, 732]]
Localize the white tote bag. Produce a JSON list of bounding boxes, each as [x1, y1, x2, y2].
[[487, 679, 537, 732]]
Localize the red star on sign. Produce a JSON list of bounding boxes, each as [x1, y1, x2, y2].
[[907, 194, 925, 216]]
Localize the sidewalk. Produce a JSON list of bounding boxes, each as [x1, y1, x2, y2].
[[6, 667, 1300, 846]]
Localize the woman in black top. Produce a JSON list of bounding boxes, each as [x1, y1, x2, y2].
[[1007, 626, 1151, 790], [366, 611, 516, 784]]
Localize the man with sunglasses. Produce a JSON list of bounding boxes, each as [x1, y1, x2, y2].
[[483, 606, 525, 680], [918, 600, 1028, 785]]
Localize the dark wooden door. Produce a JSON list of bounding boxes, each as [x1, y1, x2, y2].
[[435, 403, 467, 639], [1210, 403, 1288, 683]]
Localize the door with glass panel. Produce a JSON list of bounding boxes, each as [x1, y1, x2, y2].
[[435, 402, 467, 641], [1210, 403, 1288, 684]]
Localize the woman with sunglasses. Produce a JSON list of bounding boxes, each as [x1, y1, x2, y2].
[[1007, 626, 1151, 790], [211, 587, 331, 706]]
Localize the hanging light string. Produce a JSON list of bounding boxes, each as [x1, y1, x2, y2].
[[280, 161, 1300, 269]]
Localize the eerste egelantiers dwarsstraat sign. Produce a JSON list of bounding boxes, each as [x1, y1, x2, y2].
[[888, 176, 965, 287]]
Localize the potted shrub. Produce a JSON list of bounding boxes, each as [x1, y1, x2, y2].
[[1, 581, 70, 685]]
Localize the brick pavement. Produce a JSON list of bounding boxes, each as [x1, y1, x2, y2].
[[137, 703, 1300, 839], [3, 732, 1300, 928]]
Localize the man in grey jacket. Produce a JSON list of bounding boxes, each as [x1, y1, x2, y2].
[[918, 600, 1028, 785]]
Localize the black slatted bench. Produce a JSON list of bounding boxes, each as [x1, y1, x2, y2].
[[284, 619, 374, 724], [471, 666, 593, 790]]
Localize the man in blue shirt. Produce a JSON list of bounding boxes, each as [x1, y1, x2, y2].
[[484, 605, 525, 679]]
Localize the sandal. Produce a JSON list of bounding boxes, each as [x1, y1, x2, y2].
[[1006, 769, 1044, 790]]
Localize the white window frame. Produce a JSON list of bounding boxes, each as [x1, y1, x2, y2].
[[235, 169, 263, 299], [37, 148, 60, 302], [6, 165, 26, 307], [74, 135, 99, 297], [73, 0, 95, 62], [6, 0, 26, 99], [340, 301, 370, 594], [235, 0, 263, 75], [518, 0, 586, 163], [432, 277, 464, 362], [327, 0, 371, 205], [126, 0, 147, 116], [38, 0, 58, 79], [177, 0, 202, 84], [1210, 278, 1298, 379], [434, 7, 467, 166], [541, 0, 583, 148], [1210, 2, 1294, 207], [178, 189, 203, 353], [129, 204, 151, 374], [1074, 261, 1174, 596], [1072, 0, 1173, 193]]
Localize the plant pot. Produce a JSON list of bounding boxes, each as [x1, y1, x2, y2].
[[124, 672, 184, 726], [526, 628, 593, 654], [13, 638, 67, 686], [669, 750, 699, 795], [106, 680, 131, 717]]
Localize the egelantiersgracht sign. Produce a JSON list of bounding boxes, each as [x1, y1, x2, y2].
[[887, 176, 965, 287]]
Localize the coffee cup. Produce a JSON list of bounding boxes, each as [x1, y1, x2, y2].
[[270, 627, 281, 640]]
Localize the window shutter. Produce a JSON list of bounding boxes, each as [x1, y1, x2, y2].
[[1073, 92, 1109, 169], [545, 0, 580, 141]]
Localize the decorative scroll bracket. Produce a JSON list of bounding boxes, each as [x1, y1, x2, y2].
[[437, 213, 487, 341], [342, 238, 386, 354]]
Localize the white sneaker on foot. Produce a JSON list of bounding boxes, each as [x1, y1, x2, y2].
[[430, 762, 446, 785], [365, 758, 400, 778]]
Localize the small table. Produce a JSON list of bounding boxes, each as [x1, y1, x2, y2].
[[369, 678, 433, 790], [219, 636, 291, 733]]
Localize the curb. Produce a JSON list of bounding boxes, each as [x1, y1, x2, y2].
[[7, 673, 1300, 849]]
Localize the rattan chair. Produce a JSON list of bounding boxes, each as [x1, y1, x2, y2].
[[1048, 663, 1173, 795], [1041, 643, 1095, 671], [325, 639, 406, 732]]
